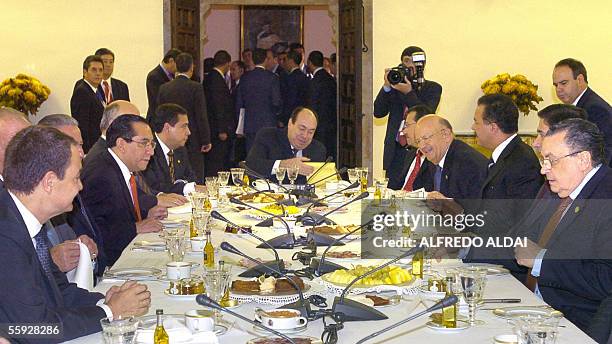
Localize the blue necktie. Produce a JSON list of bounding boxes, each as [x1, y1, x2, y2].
[[35, 225, 53, 276], [434, 165, 443, 192]]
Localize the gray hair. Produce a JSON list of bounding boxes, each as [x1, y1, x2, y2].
[[546, 118, 605, 167], [0, 106, 28, 121], [100, 102, 121, 132], [38, 114, 79, 127]]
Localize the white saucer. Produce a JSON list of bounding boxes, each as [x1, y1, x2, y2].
[[426, 320, 469, 332], [252, 322, 307, 335]]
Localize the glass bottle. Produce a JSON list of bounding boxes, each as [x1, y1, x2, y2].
[[242, 173, 250, 191], [374, 182, 382, 204], [442, 276, 457, 328], [203, 197, 212, 212], [412, 251, 424, 279], [154, 309, 169, 344], [189, 212, 198, 238], [204, 231, 215, 268], [219, 261, 231, 306]]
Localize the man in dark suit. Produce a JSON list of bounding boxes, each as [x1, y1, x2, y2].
[[157, 53, 212, 184], [471, 94, 544, 236], [146, 48, 181, 122], [413, 115, 488, 214], [95, 47, 130, 102], [81, 115, 167, 266], [144, 103, 199, 195], [0, 126, 151, 342], [386, 104, 433, 190], [553, 58, 612, 164], [204, 50, 236, 176], [235, 48, 282, 152], [532, 104, 586, 154], [513, 119, 612, 333], [307, 50, 337, 160], [246, 107, 326, 183], [280, 50, 309, 127], [374, 46, 442, 175], [70, 55, 105, 153]]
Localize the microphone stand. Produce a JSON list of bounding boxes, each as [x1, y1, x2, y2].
[[332, 244, 424, 322], [230, 197, 298, 249], [299, 191, 369, 228], [220, 242, 313, 319], [302, 181, 359, 212], [356, 296, 459, 343], [305, 156, 334, 185], [196, 294, 296, 344], [210, 210, 286, 278], [307, 166, 347, 187]]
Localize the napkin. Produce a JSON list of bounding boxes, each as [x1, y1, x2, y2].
[[66, 241, 94, 290], [168, 203, 192, 214], [135, 318, 218, 344]]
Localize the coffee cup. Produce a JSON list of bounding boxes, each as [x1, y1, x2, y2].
[[254, 308, 307, 330], [184, 310, 215, 333], [190, 237, 206, 251], [166, 261, 191, 280]]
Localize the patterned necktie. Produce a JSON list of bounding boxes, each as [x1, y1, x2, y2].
[[168, 150, 175, 183], [34, 225, 53, 276], [434, 165, 443, 191], [525, 197, 573, 291], [402, 151, 422, 192], [292, 148, 298, 157], [102, 80, 113, 104], [129, 174, 143, 222]]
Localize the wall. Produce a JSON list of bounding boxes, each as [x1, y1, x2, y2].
[[1, 0, 163, 122], [203, 5, 335, 60], [372, 0, 612, 178]]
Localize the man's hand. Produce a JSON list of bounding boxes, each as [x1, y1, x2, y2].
[[201, 144, 212, 153], [50, 241, 80, 272], [77, 235, 98, 259], [383, 68, 391, 87], [391, 76, 413, 94], [515, 239, 542, 268], [136, 218, 163, 234], [147, 205, 168, 220], [157, 193, 188, 207], [218, 132, 228, 141], [105, 281, 151, 318], [279, 157, 314, 176]]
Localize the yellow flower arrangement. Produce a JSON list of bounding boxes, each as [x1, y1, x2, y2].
[[481, 73, 543, 115], [0, 74, 51, 114]]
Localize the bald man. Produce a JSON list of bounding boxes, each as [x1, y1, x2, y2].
[[413, 115, 488, 214], [0, 107, 31, 186]]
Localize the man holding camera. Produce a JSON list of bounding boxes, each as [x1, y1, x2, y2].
[[374, 46, 442, 176]]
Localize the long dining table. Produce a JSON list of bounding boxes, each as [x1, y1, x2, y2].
[[66, 193, 596, 344]]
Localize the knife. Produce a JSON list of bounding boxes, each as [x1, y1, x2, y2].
[[480, 298, 521, 304]]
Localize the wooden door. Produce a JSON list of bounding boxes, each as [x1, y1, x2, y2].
[[170, 0, 200, 80]]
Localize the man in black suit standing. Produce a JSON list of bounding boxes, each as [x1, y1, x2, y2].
[[513, 119, 612, 333], [146, 48, 181, 122], [471, 94, 543, 236], [144, 103, 199, 195], [246, 107, 326, 183], [0, 126, 151, 341], [413, 115, 488, 214], [373, 46, 442, 176], [553, 58, 611, 164], [81, 115, 167, 266], [308, 50, 337, 161], [280, 50, 309, 127], [157, 53, 212, 184], [70, 55, 105, 153], [204, 50, 236, 176], [95, 48, 130, 102], [236, 48, 282, 152]]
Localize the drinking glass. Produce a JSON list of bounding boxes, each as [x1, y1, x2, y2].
[[217, 171, 230, 186], [100, 316, 138, 344], [189, 192, 207, 211], [459, 266, 488, 326], [205, 177, 219, 199], [275, 166, 287, 184], [357, 167, 369, 192], [192, 210, 210, 236], [203, 270, 231, 322], [164, 235, 186, 262], [347, 168, 359, 185], [287, 165, 299, 185], [514, 314, 561, 344], [230, 168, 245, 186]]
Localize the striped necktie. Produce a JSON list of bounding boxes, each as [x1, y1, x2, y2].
[[34, 225, 53, 276], [168, 150, 175, 183]]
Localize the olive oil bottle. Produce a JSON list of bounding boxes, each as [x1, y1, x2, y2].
[[154, 309, 169, 344], [412, 251, 424, 279], [204, 231, 215, 268], [442, 276, 457, 328]]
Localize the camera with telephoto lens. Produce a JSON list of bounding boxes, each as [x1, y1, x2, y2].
[[387, 64, 413, 85], [387, 52, 426, 90]]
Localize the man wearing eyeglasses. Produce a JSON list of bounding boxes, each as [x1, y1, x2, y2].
[[513, 118, 612, 334], [81, 114, 167, 266]]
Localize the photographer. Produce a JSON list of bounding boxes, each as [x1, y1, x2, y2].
[[374, 46, 442, 175]]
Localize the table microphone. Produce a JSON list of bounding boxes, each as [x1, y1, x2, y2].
[[355, 295, 459, 344], [230, 197, 296, 249], [210, 210, 285, 278], [298, 191, 369, 228], [196, 294, 296, 344], [332, 244, 424, 322], [220, 242, 312, 319], [302, 181, 360, 211]]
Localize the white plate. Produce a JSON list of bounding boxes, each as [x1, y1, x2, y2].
[[492, 306, 563, 320], [252, 323, 307, 335], [163, 290, 198, 300], [463, 263, 510, 276], [426, 320, 469, 332], [231, 282, 311, 297], [104, 267, 162, 281], [246, 336, 322, 344], [133, 240, 166, 249]]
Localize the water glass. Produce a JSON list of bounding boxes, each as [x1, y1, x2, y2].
[[164, 235, 186, 262], [287, 165, 299, 185], [275, 166, 287, 184], [459, 266, 488, 326], [205, 177, 219, 198], [357, 167, 369, 192], [203, 270, 231, 321], [217, 171, 230, 186], [189, 192, 208, 210], [347, 168, 359, 185], [192, 210, 210, 235], [514, 314, 561, 344], [100, 317, 138, 344], [230, 168, 245, 186]]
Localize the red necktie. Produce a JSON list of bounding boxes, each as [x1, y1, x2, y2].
[[402, 151, 422, 191], [102, 80, 113, 104], [129, 174, 142, 222]]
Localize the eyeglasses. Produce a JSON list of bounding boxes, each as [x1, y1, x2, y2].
[[125, 138, 156, 149], [401, 121, 417, 130], [539, 151, 583, 170], [414, 129, 444, 146]]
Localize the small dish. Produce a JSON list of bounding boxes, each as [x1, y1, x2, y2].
[[426, 320, 469, 332]]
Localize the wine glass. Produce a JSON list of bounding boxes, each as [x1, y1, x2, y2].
[[205, 177, 219, 199], [275, 166, 287, 184], [189, 192, 207, 210], [459, 266, 488, 326], [358, 167, 369, 192], [347, 168, 359, 185], [203, 270, 231, 322], [287, 165, 299, 185], [164, 235, 186, 262], [192, 210, 209, 236], [230, 168, 244, 186], [217, 171, 230, 186]]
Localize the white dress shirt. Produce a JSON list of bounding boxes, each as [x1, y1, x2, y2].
[[491, 133, 518, 163], [107, 148, 135, 203], [156, 134, 195, 195]]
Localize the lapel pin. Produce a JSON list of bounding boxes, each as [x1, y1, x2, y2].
[[177, 160, 181, 164], [574, 206, 580, 213]]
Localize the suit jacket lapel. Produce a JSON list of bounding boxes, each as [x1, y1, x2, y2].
[[153, 139, 171, 180], [480, 136, 520, 194], [103, 151, 136, 221]]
